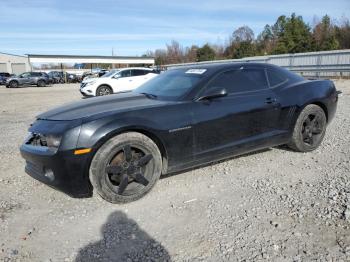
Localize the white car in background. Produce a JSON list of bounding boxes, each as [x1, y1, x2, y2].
[[80, 67, 158, 97]]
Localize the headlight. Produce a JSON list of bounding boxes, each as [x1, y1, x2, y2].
[[26, 132, 62, 151], [46, 135, 62, 149], [85, 81, 96, 86]]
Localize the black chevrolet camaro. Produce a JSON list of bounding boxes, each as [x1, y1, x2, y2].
[[20, 63, 339, 203]]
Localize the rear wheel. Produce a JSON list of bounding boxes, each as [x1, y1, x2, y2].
[[9, 80, 19, 88], [96, 85, 112, 96], [37, 80, 46, 87], [89, 132, 162, 203], [288, 104, 327, 152]]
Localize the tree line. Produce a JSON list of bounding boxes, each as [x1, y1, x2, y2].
[[145, 13, 350, 65]]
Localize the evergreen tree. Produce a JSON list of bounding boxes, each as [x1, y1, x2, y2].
[[313, 15, 339, 51], [256, 24, 275, 55], [196, 44, 216, 62], [335, 18, 350, 49], [149, 13, 349, 65], [274, 13, 313, 54]]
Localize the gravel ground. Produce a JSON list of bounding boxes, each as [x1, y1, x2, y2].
[[0, 81, 349, 261]]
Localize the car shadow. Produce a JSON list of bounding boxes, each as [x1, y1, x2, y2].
[[161, 148, 272, 179], [273, 144, 296, 152], [75, 211, 171, 262]]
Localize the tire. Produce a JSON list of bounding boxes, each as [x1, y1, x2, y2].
[[96, 85, 113, 96], [288, 104, 327, 152], [8, 80, 19, 88], [37, 80, 46, 87], [89, 132, 162, 203]]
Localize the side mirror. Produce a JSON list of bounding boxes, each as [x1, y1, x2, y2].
[[196, 88, 227, 101], [113, 74, 121, 79]]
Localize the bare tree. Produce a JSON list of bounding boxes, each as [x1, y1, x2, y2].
[[166, 40, 184, 64]]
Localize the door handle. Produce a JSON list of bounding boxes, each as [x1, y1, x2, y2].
[[265, 97, 277, 104]]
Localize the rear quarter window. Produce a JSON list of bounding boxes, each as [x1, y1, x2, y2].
[[267, 67, 304, 87], [267, 68, 288, 87]]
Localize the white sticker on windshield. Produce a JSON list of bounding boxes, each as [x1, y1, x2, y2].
[[185, 69, 207, 74]]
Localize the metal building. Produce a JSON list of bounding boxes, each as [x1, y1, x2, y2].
[[0, 52, 31, 74], [27, 54, 155, 74], [27, 54, 155, 66]]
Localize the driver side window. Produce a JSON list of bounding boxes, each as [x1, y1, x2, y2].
[[206, 68, 268, 94], [120, 70, 131, 78], [21, 73, 30, 78]]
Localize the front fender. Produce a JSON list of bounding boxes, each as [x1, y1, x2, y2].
[[77, 115, 162, 150]]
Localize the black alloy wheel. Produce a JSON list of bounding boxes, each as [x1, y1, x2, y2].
[[288, 104, 327, 152], [105, 145, 153, 195], [89, 132, 162, 203], [301, 113, 325, 147]]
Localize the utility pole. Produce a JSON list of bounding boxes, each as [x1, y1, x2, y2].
[[112, 48, 116, 68]]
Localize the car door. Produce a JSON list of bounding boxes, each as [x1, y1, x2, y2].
[[112, 69, 135, 92], [129, 69, 147, 88], [19, 72, 31, 85], [192, 67, 282, 161], [30, 72, 41, 84]]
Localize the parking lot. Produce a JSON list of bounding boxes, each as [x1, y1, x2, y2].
[[0, 81, 349, 261]]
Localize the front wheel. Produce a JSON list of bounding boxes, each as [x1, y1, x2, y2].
[[96, 85, 112, 96], [288, 104, 327, 152], [89, 132, 162, 203], [8, 81, 19, 88]]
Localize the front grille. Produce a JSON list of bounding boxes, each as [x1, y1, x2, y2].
[[80, 83, 87, 88], [26, 133, 47, 147]]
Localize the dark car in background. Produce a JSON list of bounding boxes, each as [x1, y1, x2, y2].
[[20, 63, 339, 203], [0, 72, 11, 85], [47, 71, 79, 83], [66, 72, 80, 83], [48, 71, 64, 83], [98, 69, 109, 77], [6, 72, 51, 88]]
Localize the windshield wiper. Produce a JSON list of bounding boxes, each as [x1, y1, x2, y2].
[[140, 92, 158, 99]]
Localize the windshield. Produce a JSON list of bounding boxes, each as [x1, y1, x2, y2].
[[135, 69, 205, 100], [101, 70, 120, 78]]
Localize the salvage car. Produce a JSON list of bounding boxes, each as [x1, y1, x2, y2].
[[20, 63, 339, 203], [80, 67, 158, 96], [6, 72, 50, 88]]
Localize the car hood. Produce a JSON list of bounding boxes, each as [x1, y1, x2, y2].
[[37, 92, 170, 121], [6, 77, 18, 82], [82, 77, 98, 83]]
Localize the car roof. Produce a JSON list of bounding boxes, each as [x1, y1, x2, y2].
[[168, 62, 293, 76], [118, 67, 152, 71], [171, 62, 268, 70]]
